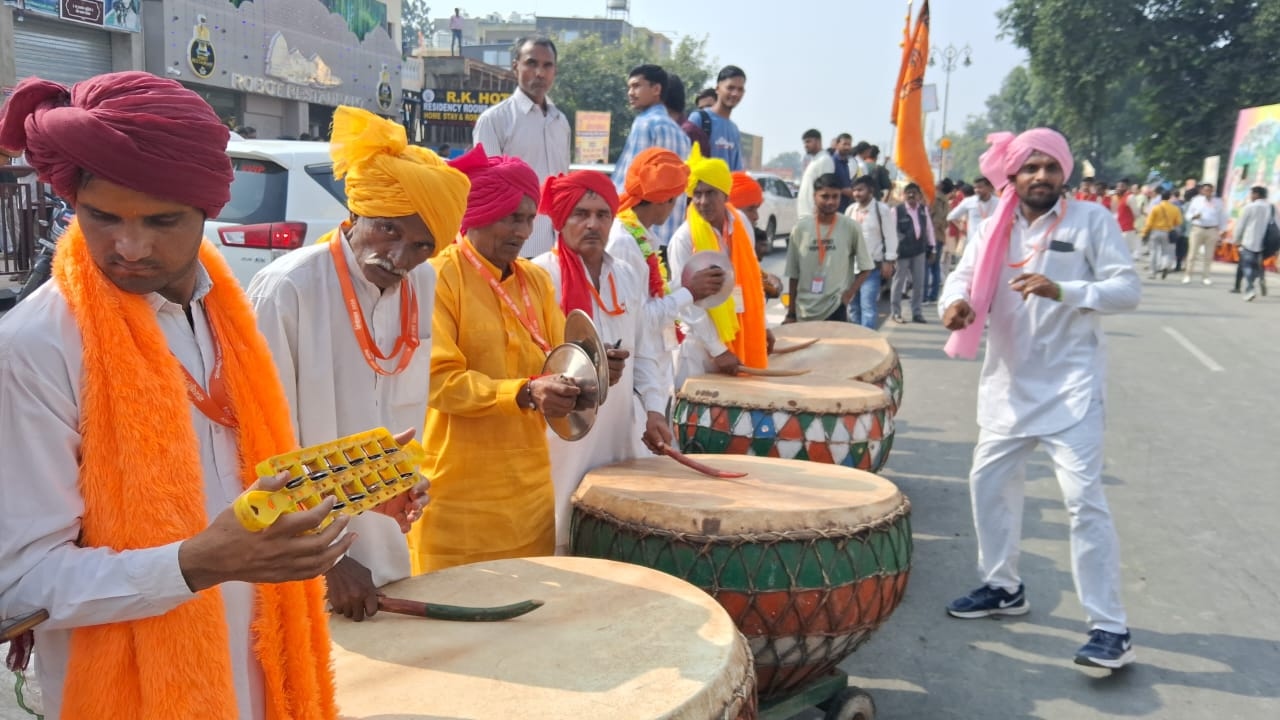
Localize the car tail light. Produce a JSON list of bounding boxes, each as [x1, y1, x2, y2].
[[217, 222, 308, 250]]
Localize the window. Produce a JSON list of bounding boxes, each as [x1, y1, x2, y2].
[[216, 157, 288, 224], [305, 164, 348, 205]]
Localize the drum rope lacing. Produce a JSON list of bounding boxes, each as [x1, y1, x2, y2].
[[570, 497, 912, 699]]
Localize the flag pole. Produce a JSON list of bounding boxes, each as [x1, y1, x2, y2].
[[888, 0, 913, 173]]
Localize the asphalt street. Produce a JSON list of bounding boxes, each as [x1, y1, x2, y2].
[[3, 250, 1276, 720], [757, 249, 1279, 720]]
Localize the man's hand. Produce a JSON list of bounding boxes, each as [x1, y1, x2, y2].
[[942, 299, 976, 330], [371, 428, 430, 532], [530, 375, 581, 417], [178, 472, 354, 593], [766, 328, 776, 355], [686, 266, 727, 302], [712, 350, 741, 375], [605, 347, 629, 387], [324, 556, 379, 622], [1009, 273, 1060, 301], [880, 261, 895, 280], [641, 411, 674, 455]]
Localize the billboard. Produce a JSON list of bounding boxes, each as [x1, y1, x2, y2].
[[1221, 104, 1280, 268], [574, 111, 611, 164], [421, 88, 510, 126]]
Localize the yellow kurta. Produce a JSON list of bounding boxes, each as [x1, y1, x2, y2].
[[407, 241, 566, 574]]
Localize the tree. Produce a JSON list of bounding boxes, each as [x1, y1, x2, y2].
[[765, 151, 802, 175], [401, 0, 432, 50], [551, 34, 715, 162]]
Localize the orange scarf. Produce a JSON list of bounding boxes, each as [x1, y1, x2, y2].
[[52, 222, 336, 720], [687, 203, 768, 368]]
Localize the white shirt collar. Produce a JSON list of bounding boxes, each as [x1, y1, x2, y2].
[[1015, 197, 1066, 227], [145, 261, 213, 312], [512, 87, 558, 118]]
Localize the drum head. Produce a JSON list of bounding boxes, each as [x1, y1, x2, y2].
[[330, 557, 754, 720], [682, 250, 735, 309], [542, 343, 600, 441], [771, 321, 898, 383], [564, 308, 609, 405]]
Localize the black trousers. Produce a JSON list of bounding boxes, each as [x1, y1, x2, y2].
[[825, 304, 848, 322]]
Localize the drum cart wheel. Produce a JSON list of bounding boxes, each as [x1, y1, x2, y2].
[[758, 670, 876, 720]]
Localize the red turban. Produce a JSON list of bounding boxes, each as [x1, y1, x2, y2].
[[450, 145, 540, 235], [539, 171, 621, 317], [0, 72, 232, 218], [729, 171, 764, 208], [618, 147, 689, 212]]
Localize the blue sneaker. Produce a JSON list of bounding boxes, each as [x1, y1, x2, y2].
[[945, 584, 1030, 619], [1074, 629, 1136, 669]]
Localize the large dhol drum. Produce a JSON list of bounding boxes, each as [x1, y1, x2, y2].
[[674, 322, 901, 473], [771, 321, 904, 414], [571, 456, 912, 701], [330, 556, 757, 719]]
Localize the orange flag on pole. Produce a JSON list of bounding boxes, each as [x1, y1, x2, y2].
[[892, 0, 935, 204], [890, 0, 914, 125]]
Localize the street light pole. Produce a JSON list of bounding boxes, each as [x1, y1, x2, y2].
[[929, 43, 972, 180]]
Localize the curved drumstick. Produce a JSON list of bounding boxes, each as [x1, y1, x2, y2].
[[769, 337, 820, 355], [735, 365, 811, 377], [377, 596, 544, 622], [661, 445, 748, 478], [1, 609, 47, 644]]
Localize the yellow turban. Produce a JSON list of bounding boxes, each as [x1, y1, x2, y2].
[[685, 141, 732, 197], [330, 106, 470, 253]]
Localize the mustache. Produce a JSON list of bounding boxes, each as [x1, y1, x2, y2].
[[364, 256, 408, 276]]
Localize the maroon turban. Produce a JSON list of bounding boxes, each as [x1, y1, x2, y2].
[[538, 171, 621, 317], [449, 145, 540, 235], [0, 72, 233, 218]]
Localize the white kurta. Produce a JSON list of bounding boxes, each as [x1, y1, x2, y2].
[[939, 198, 1141, 436], [247, 237, 435, 587], [531, 250, 665, 550], [605, 218, 694, 412], [667, 208, 754, 389], [0, 268, 264, 720]]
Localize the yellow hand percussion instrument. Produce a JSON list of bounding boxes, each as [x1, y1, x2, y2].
[[233, 428, 425, 532]]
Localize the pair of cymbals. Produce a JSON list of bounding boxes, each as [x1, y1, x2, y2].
[[541, 310, 609, 441]]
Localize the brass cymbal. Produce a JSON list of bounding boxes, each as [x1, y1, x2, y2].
[[564, 309, 609, 406], [541, 343, 600, 441]]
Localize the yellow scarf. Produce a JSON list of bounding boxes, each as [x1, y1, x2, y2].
[[686, 204, 769, 367], [53, 222, 336, 720]]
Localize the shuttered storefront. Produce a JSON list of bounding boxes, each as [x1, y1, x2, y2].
[[14, 16, 113, 86]]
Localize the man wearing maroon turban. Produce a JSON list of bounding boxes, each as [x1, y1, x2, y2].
[[0, 72, 343, 719], [531, 171, 667, 549], [406, 147, 578, 573]]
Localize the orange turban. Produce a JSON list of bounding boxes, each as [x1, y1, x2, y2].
[[330, 106, 469, 253], [729, 171, 764, 208], [618, 147, 690, 211]]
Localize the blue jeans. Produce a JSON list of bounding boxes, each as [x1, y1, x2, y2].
[[925, 254, 942, 301], [1240, 248, 1262, 291], [848, 267, 882, 328]]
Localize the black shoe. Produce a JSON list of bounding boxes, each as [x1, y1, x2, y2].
[[1161, 268, 1168, 279], [1229, 288, 1241, 294], [912, 315, 927, 324]]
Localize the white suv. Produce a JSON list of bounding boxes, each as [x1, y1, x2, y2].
[[206, 140, 348, 287]]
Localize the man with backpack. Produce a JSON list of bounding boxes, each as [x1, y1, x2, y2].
[[682, 66, 746, 170], [1232, 185, 1277, 301]]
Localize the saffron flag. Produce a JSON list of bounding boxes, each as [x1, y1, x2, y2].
[[892, 0, 935, 204], [890, 0, 914, 125]]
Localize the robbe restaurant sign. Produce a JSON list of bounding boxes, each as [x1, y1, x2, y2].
[[161, 0, 401, 111]]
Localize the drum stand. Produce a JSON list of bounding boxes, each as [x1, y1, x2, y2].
[[758, 669, 876, 720]]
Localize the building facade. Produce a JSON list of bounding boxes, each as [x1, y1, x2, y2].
[[143, 0, 404, 138], [1, 0, 144, 93]]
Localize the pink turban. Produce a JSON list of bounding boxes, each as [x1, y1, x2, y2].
[[945, 128, 1074, 360], [0, 72, 232, 218], [450, 145, 540, 235]]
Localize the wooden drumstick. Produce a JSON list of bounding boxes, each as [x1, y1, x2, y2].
[[376, 596, 544, 622], [661, 446, 748, 479], [735, 365, 811, 377], [1, 609, 47, 644], [769, 338, 821, 355]]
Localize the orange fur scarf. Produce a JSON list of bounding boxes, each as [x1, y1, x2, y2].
[[52, 222, 336, 720]]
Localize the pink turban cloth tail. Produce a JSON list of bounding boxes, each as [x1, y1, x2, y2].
[[0, 72, 232, 218], [451, 145, 541, 235], [539, 171, 620, 317], [944, 128, 1074, 360]]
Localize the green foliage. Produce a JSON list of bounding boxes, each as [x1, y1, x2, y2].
[[996, 0, 1280, 181], [551, 35, 715, 162], [402, 0, 432, 39], [765, 151, 803, 174]]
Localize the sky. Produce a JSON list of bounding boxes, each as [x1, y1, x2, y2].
[[482, 0, 1028, 162]]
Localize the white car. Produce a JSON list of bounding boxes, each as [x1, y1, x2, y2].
[[206, 140, 349, 287], [748, 172, 798, 244]]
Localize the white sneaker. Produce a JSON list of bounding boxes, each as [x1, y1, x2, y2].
[[1245, 289, 1257, 302], [1203, 277, 1213, 286], [1181, 276, 1191, 284]]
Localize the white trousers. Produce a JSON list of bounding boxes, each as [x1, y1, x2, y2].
[[968, 400, 1128, 633]]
